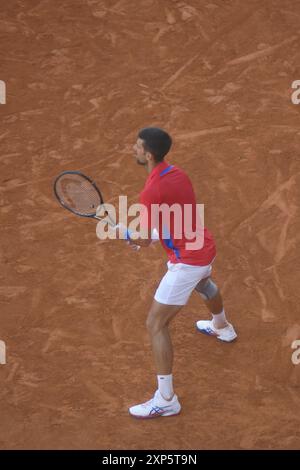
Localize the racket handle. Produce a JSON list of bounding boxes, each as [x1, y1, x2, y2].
[[115, 225, 141, 251], [125, 228, 141, 251], [125, 228, 132, 241]]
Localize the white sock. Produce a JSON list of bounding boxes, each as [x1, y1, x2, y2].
[[157, 374, 174, 401], [212, 309, 228, 329]]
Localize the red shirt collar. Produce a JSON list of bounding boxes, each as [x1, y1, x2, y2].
[[147, 160, 170, 182]]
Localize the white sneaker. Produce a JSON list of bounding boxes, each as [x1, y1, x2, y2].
[[129, 390, 181, 419], [196, 320, 237, 342]]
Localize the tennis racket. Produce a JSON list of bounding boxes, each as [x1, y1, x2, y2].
[[54, 170, 113, 221], [53, 171, 137, 246]]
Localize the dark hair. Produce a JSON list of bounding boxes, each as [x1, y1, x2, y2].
[[138, 127, 172, 162]]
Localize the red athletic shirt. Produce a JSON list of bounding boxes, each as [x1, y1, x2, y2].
[[139, 160, 216, 266]]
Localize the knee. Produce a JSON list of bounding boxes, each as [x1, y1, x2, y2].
[[195, 277, 219, 300], [146, 312, 163, 336], [146, 313, 156, 336]]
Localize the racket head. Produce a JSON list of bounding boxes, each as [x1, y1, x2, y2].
[[53, 170, 104, 218]]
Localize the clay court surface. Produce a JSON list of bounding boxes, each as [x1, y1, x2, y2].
[[1, 0, 300, 450]]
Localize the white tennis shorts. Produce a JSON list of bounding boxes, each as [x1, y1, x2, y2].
[[154, 260, 213, 306]]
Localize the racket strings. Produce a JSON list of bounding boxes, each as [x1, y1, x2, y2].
[[55, 174, 101, 216]]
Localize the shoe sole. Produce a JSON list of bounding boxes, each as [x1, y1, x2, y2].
[[196, 325, 237, 343], [129, 409, 181, 419]]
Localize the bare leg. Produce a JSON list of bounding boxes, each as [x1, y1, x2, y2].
[[146, 300, 182, 377], [150, 326, 173, 375], [196, 277, 228, 328], [195, 277, 237, 342], [128, 300, 183, 417], [203, 289, 223, 315]]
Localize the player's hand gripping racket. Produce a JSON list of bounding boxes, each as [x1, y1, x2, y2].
[[53, 171, 139, 249]]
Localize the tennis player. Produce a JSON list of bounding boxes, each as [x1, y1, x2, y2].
[[117, 127, 237, 419]]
